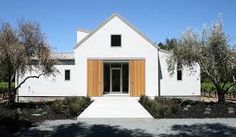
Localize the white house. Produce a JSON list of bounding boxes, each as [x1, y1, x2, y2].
[[16, 14, 201, 102]]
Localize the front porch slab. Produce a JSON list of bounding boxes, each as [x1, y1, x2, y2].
[[77, 97, 153, 118]]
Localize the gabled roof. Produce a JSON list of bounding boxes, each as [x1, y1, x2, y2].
[[74, 13, 159, 49], [51, 52, 74, 60], [77, 28, 91, 33]]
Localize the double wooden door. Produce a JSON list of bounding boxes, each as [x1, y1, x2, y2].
[[87, 59, 145, 97]]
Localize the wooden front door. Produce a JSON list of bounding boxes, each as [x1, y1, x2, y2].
[[129, 60, 145, 96], [87, 60, 103, 96]]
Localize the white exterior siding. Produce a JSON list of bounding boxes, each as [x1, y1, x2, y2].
[[159, 51, 201, 96], [74, 16, 159, 96], [77, 30, 89, 43], [18, 65, 78, 96]]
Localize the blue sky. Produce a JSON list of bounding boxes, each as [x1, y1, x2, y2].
[[0, 0, 235, 51]]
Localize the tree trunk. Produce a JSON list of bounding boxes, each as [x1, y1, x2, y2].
[[217, 91, 225, 103], [7, 66, 16, 104], [7, 66, 13, 103], [9, 89, 16, 103], [8, 66, 11, 94]]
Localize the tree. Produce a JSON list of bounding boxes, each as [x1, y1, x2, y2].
[[167, 19, 236, 103], [158, 38, 177, 50], [0, 21, 57, 103], [0, 66, 8, 82]]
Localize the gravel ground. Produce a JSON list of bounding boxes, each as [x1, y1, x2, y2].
[[20, 118, 236, 137]]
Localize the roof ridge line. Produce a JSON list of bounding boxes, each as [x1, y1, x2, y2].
[[73, 13, 159, 50]]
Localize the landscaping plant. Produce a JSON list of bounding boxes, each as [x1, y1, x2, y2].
[[167, 17, 236, 102], [52, 97, 91, 117], [139, 96, 180, 118], [0, 21, 57, 103]]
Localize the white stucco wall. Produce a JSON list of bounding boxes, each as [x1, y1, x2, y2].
[[159, 51, 201, 96], [18, 65, 78, 96], [74, 16, 159, 96]]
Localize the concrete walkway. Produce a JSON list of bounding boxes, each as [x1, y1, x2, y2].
[[77, 97, 153, 118]]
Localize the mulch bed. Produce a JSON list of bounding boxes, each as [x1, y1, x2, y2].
[[150, 100, 236, 119], [172, 101, 236, 118], [140, 96, 236, 119], [0, 102, 72, 137]]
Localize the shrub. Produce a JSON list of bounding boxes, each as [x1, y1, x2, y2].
[[67, 102, 82, 116], [79, 97, 91, 108], [201, 82, 216, 93], [150, 101, 165, 118], [139, 95, 149, 106], [52, 99, 64, 114], [51, 97, 91, 117], [140, 96, 180, 118], [167, 104, 178, 115], [0, 82, 14, 90]]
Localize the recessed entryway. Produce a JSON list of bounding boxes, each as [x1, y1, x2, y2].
[[103, 62, 129, 95]]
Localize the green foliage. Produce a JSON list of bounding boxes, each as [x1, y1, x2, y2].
[[0, 82, 14, 90], [201, 82, 236, 93], [201, 82, 216, 93], [52, 97, 91, 117], [167, 103, 179, 115], [52, 100, 64, 114], [158, 38, 177, 50], [150, 101, 165, 118], [167, 17, 236, 102], [0, 21, 56, 103], [67, 102, 81, 116], [139, 95, 149, 105], [0, 67, 7, 82], [139, 96, 180, 118]]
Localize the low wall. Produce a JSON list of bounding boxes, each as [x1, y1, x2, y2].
[[17, 96, 75, 103]]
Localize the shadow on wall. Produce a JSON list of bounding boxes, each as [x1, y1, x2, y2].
[[20, 122, 154, 137], [158, 55, 163, 96], [159, 123, 236, 137]]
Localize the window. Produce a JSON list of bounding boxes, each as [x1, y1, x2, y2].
[[65, 70, 70, 80], [177, 62, 182, 81], [111, 35, 121, 47]]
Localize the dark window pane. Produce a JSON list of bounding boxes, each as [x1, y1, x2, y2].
[[111, 35, 121, 46], [122, 63, 129, 93], [111, 63, 121, 68], [177, 62, 182, 80], [177, 70, 182, 80], [65, 70, 70, 80], [112, 69, 120, 92], [103, 63, 110, 92]]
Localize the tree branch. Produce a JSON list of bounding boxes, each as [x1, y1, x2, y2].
[[198, 61, 218, 84], [15, 73, 44, 90]]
